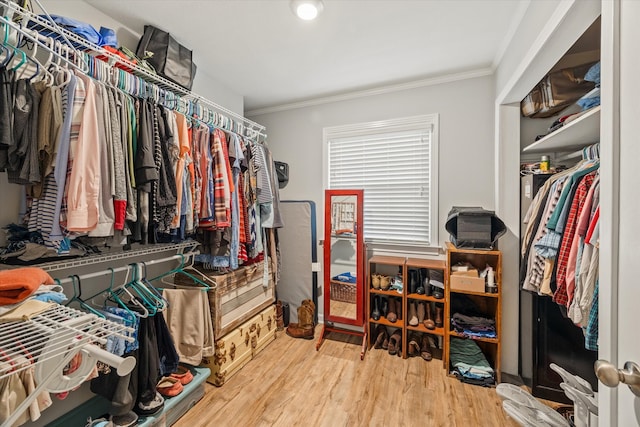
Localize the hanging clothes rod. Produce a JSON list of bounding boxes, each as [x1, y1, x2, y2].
[[0, 0, 266, 140], [53, 251, 198, 287]]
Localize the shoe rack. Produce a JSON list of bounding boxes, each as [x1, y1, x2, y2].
[[366, 255, 448, 362], [444, 242, 502, 382]]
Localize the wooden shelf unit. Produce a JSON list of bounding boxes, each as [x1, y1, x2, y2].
[[366, 255, 448, 365], [445, 242, 502, 383]]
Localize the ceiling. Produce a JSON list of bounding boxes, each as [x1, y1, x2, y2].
[[86, 0, 529, 112]]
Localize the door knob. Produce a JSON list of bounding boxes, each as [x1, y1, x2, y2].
[[595, 359, 640, 396]]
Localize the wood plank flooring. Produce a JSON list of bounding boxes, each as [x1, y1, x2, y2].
[[175, 329, 519, 427]]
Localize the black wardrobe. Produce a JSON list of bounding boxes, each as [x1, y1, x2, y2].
[[519, 174, 598, 404]]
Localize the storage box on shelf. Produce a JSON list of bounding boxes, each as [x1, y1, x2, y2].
[[404, 258, 448, 366], [445, 242, 502, 383], [366, 255, 406, 356]]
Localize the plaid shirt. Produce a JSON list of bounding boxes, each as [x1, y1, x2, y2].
[[553, 171, 597, 307], [212, 129, 231, 227], [585, 280, 598, 351]]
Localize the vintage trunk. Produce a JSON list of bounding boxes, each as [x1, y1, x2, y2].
[[202, 304, 277, 386], [176, 261, 275, 340]]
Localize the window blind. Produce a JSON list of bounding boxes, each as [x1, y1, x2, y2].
[[328, 127, 433, 246]]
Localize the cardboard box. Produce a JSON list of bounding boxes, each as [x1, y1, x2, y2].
[[450, 270, 485, 293]]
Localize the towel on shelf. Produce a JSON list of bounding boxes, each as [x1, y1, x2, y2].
[[0, 268, 55, 305], [0, 300, 54, 322]]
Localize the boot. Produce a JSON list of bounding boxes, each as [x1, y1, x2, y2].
[[409, 269, 418, 294], [275, 300, 284, 331], [423, 302, 435, 330], [408, 301, 418, 326], [416, 269, 425, 295], [371, 296, 381, 321], [373, 324, 388, 349], [397, 298, 403, 322], [388, 329, 402, 356], [421, 268, 432, 296], [283, 302, 290, 326], [435, 304, 444, 328], [381, 297, 388, 317], [417, 302, 425, 325], [420, 335, 433, 361], [407, 332, 420, 357], [387, 298, 397, 323], [286, 300, 315, 339]]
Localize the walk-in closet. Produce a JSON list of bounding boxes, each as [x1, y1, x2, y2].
[[0, 1, 638, 426]]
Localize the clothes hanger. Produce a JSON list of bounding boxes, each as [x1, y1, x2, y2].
[[103, 267, 148, 319], [138, 262, 169, 312], [119, 267, 156, 317], [150, 254, 211, 291], [126, 263, 164, 313], [66, 275, 106, 319]]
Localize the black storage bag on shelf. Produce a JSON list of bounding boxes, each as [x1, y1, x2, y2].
[[136, 25, 197, 90], [445, 206, 506, 250]]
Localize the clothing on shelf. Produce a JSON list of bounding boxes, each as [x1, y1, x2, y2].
[[520, 146, 600, 350], [449, 337, 495, 386]]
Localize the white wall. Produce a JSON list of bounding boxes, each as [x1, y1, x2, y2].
[[250, 74, 497, 250]]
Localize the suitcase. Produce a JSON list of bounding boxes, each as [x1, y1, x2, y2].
[[201, 304, 276, 386]]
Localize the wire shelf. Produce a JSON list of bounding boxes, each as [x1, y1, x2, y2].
[[0, 304, 134, 380], [0, 0, 266, 139]]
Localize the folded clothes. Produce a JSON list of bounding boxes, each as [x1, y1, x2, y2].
[[0, 300, 54, 322], [31, 291, 68, 304], [332, 272, 357, 284], [0, 267, 55, 305]]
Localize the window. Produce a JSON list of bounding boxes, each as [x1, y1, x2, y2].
[[324, 114, 439, 248]]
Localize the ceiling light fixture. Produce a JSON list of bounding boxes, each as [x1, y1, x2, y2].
[[291, 0, 324, 21]]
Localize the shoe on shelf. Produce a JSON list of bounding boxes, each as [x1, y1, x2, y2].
[[421, 268, 432, 296], [170, 365, 194, 385], [111, 411, 138, 427], [417, 302, 425, 325], [407, 332, 421, 357], [379, 275, 391, 290], [435, 304, 444, 328], [157, 376, 184, 397], [416, 269, 426, 295], [408, 301, 418, 326], [408, 269, 418, 294], [387, 297, 397, 323], [431, 285, 444, 299], [371, 296, 381, 321], [388, 329, 402, 356], [372, 274, 381, 289], [373, 324, 388, 349], [420, 335, 433, 361], [134, 391, 164, 416], [423, 302, 435, 330]]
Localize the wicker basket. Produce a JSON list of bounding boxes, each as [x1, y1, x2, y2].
[[330, 281, 356, 303]]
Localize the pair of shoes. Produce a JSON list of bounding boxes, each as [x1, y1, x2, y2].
[[286, 299, 316, 339], [110, 411, 138, 427], [157, 376, 184, 397], [170, 365, 194, 385], [134, 391, 165, 416], [379, 275, 391, 290]]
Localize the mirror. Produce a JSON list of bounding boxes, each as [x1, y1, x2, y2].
[[323, 189, 364, 326]]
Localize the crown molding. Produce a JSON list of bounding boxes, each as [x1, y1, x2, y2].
[[246, 67, 494, 117]]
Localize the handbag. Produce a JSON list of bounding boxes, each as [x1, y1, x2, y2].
[[136, 25, 197, 90]]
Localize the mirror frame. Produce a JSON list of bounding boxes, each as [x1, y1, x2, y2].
[[323, 189, 364, 326]]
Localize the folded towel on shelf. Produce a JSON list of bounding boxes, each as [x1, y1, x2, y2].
[[0, 267, 55, 305], [0, 300, 54, 322]]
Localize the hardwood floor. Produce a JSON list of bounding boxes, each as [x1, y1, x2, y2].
[[174, 329, 519, 427]]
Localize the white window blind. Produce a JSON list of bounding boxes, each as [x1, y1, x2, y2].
[[326, 115, 438, 247]]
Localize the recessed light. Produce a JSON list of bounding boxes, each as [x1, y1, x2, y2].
[[291, 0, 324, 21]]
